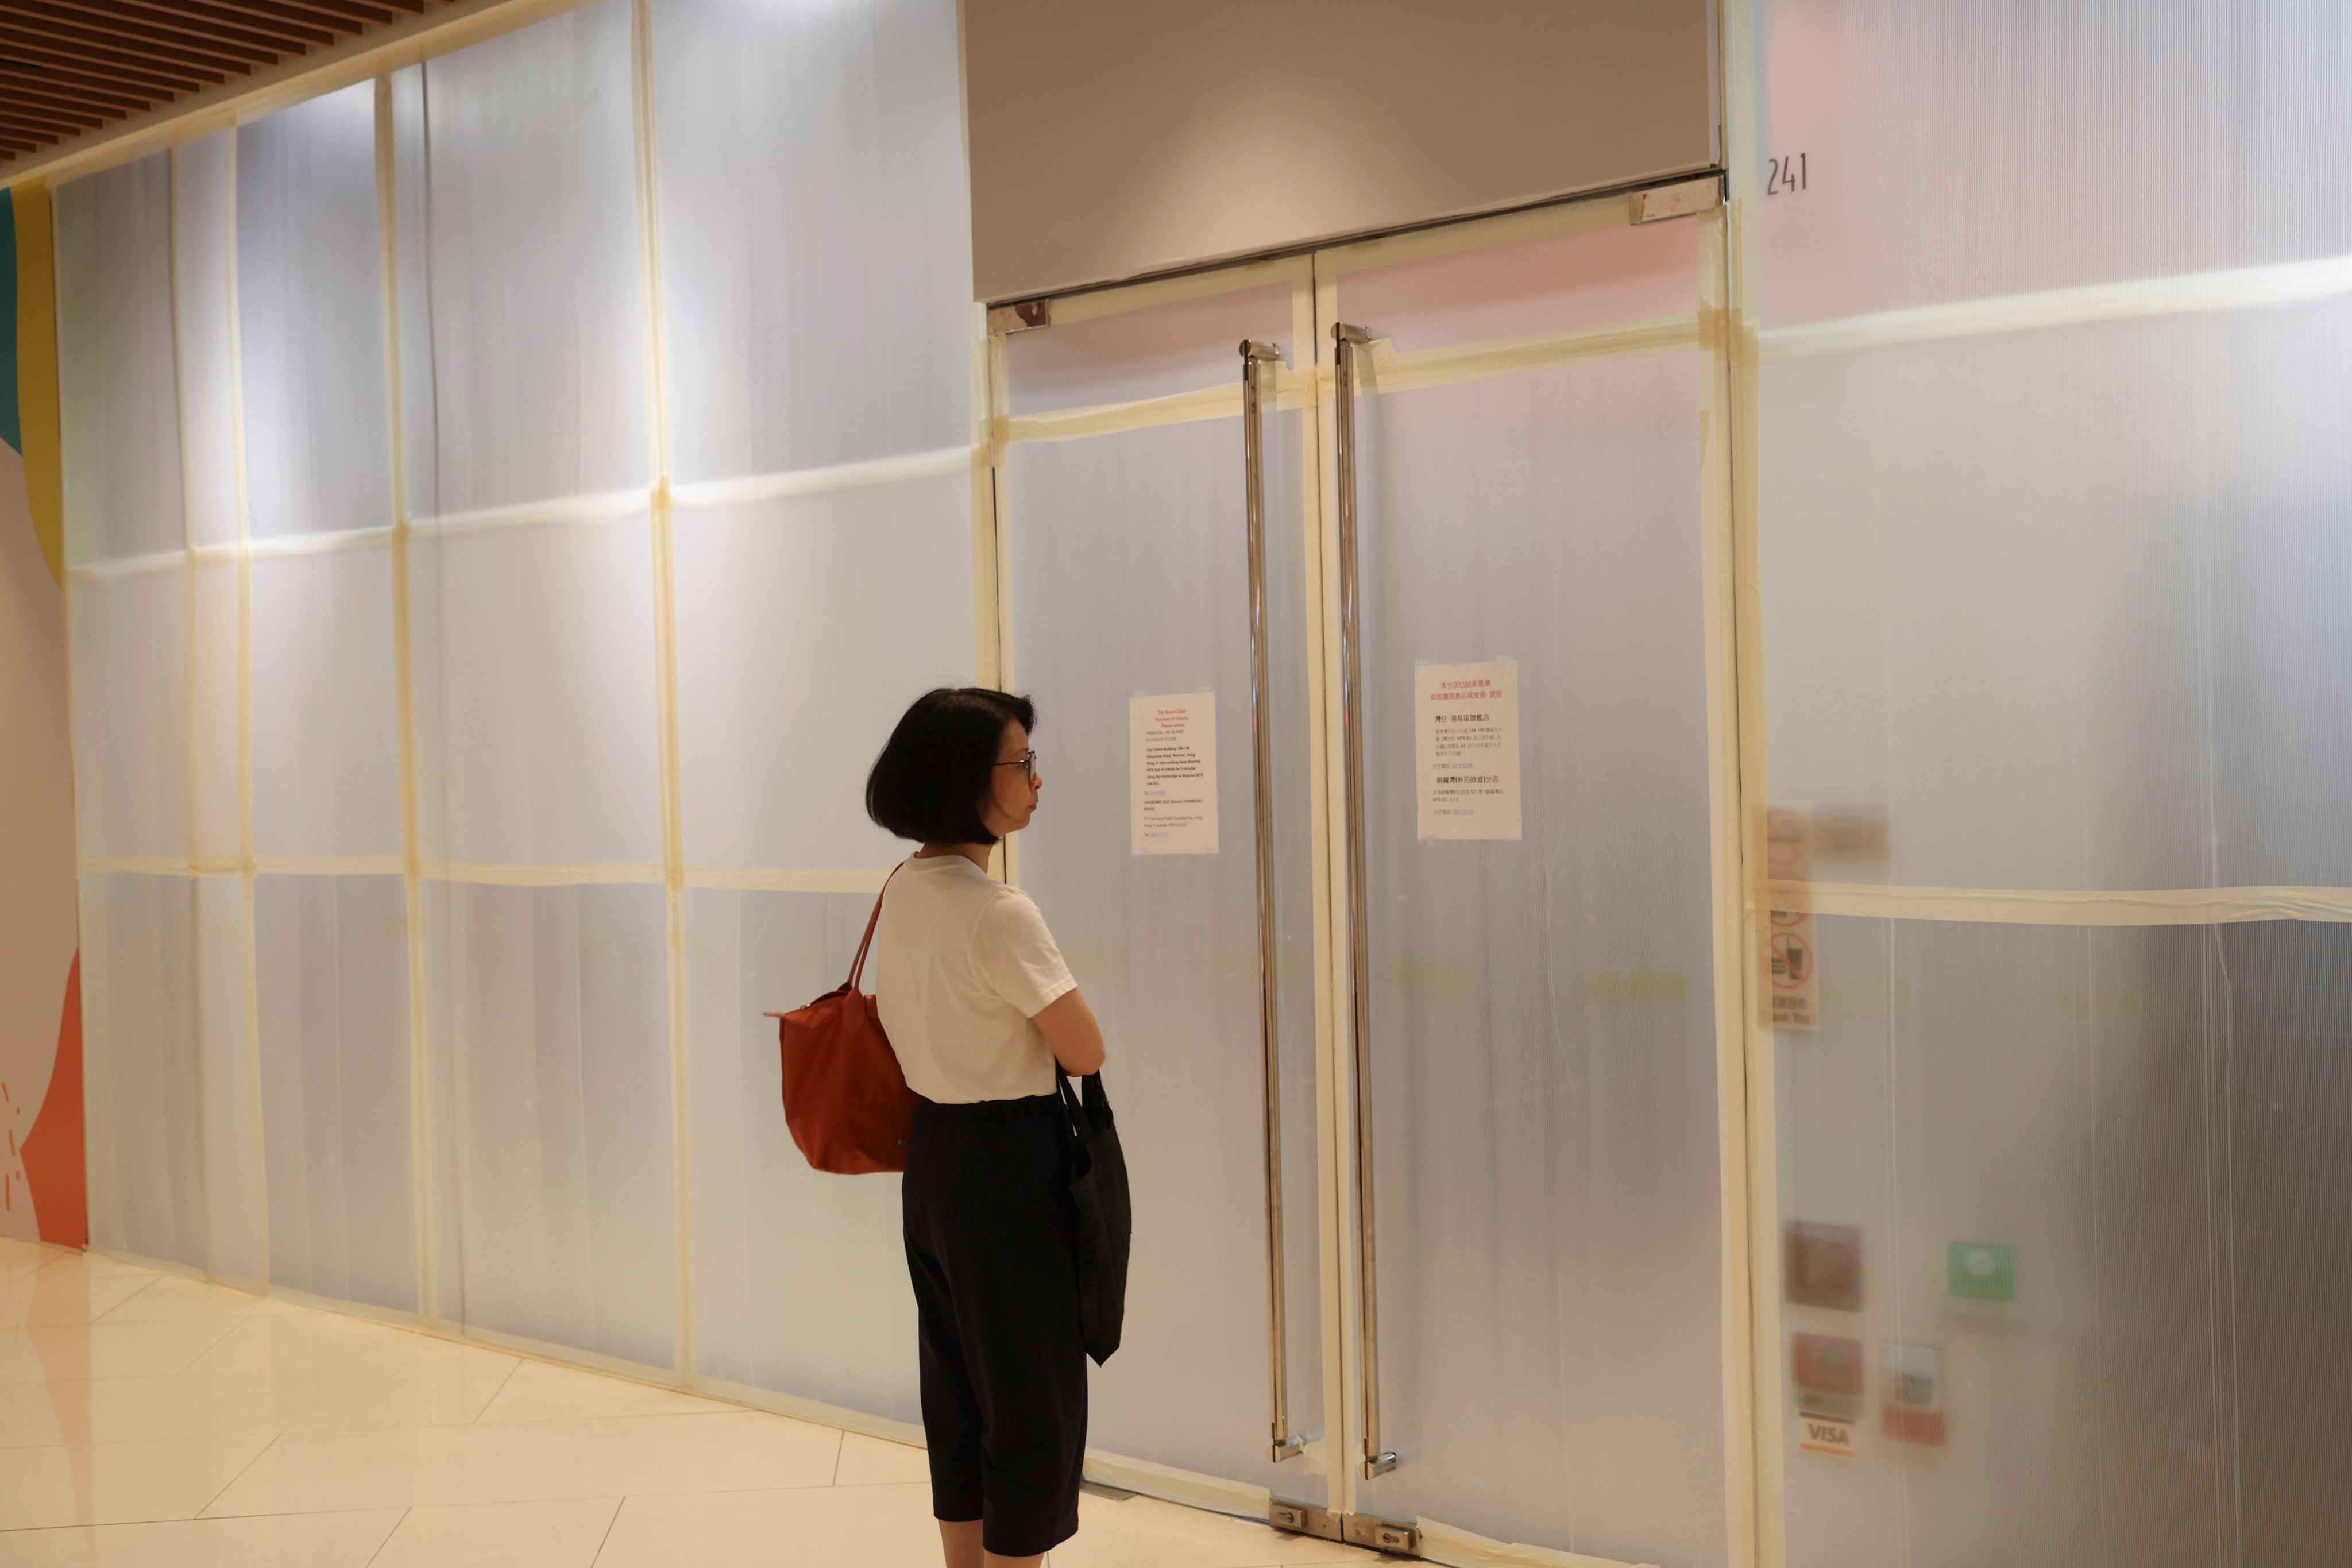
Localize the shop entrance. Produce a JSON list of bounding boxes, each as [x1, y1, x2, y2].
[[987, 179, 1746, 1567]]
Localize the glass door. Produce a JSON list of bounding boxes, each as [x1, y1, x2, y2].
[[1320, 192, 1740, 1565], [985, 179, 1744, 1566], [994, 264, 1335, 1505]]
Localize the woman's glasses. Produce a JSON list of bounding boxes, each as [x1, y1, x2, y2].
[[994, 750, 1040, 783]]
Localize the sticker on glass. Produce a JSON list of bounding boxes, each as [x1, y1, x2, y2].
[[1415, 659, 1520, 841], [1881, 1342, 1946, 1446], [1784, 1220, 1861, 1312]]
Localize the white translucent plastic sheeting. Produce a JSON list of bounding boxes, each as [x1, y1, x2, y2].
[[1776, 916, 2352, 1568], [672, 473, 975, 870], [1005, 386, 1327, 1493], [1754, 0, 2352, 328], [653, 0, 971, 481], [171, 134, 240, 553], [1763, 299, 2352, 892], [397, 0, 648, 517], [254, 875, 416, 1312], [422, 880, 677, 1368], [683, 889, 918, 1422], [78, 875, 206, 1270], [66, 567, 187, 860], [250, 551, 403, 858], [1005, 282, 1291, 415], [1334, 220, 1697, 353], [235, 83, 393, 542], [188, 559, 241, 863], [409, 516, 664, 868], [54, 153, 181, 567], [191, 875, 262, 1285], [1346, 354, 1725, 1563]]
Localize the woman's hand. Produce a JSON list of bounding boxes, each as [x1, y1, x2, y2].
[[1032, 988, 1106, 1077]]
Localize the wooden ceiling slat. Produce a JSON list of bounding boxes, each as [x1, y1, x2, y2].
[[0, 24, 227, 88], [0, 48, 180, 105], [258, 0, 401, 27], [0, 6, 279, 71], [4, 68, 161, 115], [0, 0, 453, 172], [48, 0, 333, 55], [200, 0, 375, 33], [0, 100, 111, 134], [0, 52, 207, 103]]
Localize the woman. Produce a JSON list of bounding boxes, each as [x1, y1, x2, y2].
[[866, 687, 1106, 1568]]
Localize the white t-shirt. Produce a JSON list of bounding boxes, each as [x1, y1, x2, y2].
[[873, 852, 1078, 1104]]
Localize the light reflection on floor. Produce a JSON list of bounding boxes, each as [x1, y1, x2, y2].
[[0, 1235, 1375, 1566]]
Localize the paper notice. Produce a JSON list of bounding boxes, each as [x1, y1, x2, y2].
[[1415, 660, 1521, 840], [1130, 692, 1218, 855], [1765, 807, 1818, 1030]]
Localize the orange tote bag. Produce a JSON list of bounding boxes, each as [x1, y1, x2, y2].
[[764, 867, 917, 1174]]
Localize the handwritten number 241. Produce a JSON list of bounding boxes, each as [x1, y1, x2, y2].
[[1767, 153, 1809, 194]]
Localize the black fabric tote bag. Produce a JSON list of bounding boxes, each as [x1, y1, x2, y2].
[[1055, 1067, 1131, 1365]]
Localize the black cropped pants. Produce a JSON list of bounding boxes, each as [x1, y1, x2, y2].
[[902, 1093, 1087, 1558]]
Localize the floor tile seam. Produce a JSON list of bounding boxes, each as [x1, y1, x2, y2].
[[361, 1505, 412, 1567], [468, 1353, 525, 1423], [0, 1410, 579, 1451], [198, 1476, 937, 1521], [585, 1494, 626, 1567], [0, 1427, 319, 1458], [82, 1273, 166, 1325], [197, 1430, 283, 1521], [0, 1504, 411, 1538]]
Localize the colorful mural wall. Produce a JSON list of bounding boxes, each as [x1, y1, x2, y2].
[[0, 180, 85, 1250]]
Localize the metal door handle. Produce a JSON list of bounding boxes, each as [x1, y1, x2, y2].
[[1330, 322, 1396, 1480], [1240, 341, 1306, 1464]]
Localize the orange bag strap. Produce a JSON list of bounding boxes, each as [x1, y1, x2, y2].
[[844, 862, 904, 991]]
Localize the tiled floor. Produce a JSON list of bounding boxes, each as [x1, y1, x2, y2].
[[0, 1235, 1376, 1566]]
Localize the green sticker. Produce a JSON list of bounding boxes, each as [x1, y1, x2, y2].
[[1948, 1242, 2014, 1303]]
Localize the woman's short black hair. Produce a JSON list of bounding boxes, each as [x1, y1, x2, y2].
[[866, 687, 1036, 845]]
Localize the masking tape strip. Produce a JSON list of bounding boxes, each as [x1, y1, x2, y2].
[[1761, 252, 2352, 363], [376, 69, 438, 1324], [407, 485, 651, 538], [1764, 879, 2352, 926], [1004, 314, 1702, 446], [628, 0, 696, 1390], [68, 443, 972, 579], [1079, 1449, 1268, 1521], [669, 444, 974, 509], [223, 125, 275, 1294], [1413, 1518, 1657, 1568], [1364, 312, 1704, 396], [681, 866, 891, 894], [77, 856, 907, 893], [1696, 197, 1762, 1568], [421, 860, 667, 887], [1005, 381, 1245, 445]]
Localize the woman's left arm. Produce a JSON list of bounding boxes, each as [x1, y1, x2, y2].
[[1033, 988, 1106, 1077]]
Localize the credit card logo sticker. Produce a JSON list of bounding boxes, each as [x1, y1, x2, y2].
[[1791, 1331, 1864, 1422], [1799, 1411, 1857, 1458]]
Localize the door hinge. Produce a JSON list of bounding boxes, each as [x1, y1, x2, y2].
[[1631, 173, 1724, 223], [1270, 1500, 1420, 1557], [985, 298, 1052, 334]]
